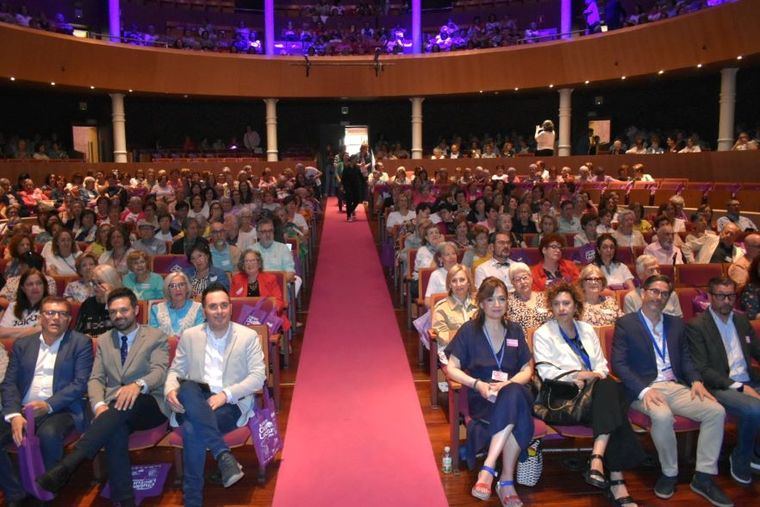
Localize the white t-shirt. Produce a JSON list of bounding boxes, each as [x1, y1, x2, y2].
[[425, 267, 448, 298], [386, 210, 416, 231], [44, 251, 79, 276]]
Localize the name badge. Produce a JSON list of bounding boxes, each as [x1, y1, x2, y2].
[[492, 371, 509, 382], [210, 275, 218, 282], [138, 283, 150, 289], [506, 339, 519, 348]]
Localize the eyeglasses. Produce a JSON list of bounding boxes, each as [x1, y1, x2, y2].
[[259, 228, 274, 234], [42, 310, 71, 318], [169, 282, 187, 289], [645, 288, 671, 298], [710, 292, 736, 301], [584, 277, 604, 283], [545, 244, 562, 250]]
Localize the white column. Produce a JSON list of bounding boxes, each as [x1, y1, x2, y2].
[[110, 93, 127, 163], [561, 0, 572, 40], [557, 88, 572, 156], [108, 0, 121, 43], [264, 98, 279, 162], [410, 97, 424, 159], [717, 67, 738, 151]]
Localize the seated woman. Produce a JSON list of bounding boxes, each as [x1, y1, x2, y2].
[[44, 228, 80, 276], [0, 252, 58, 308], [63, 252, 97, 303], [532, 214, 559, 247], [594, 234, 635, 291], [230, 248, 290, 331], [0, 268, 48, 339], [507, 262, 550, 334], [98, 225, 135, 276], [184, 242, 230, 298], [530, 233, 580, 291], [533, 282, 643, 507], [740, 256, 760, 319], [425, 241, 460, 306], [445, 277, 534, 507], [76, 264, 123, 337], [122, 250, 164, 301], [149, 271, 205, 336], [410, 222, 444, 299], [577, 264, 623, 326], [431, 264, 478, 361], [3, 233, 32, 278], [461, 224, 491, 270], [85, 222, 112, 258]]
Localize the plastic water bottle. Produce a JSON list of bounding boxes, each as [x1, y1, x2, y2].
[[442, 446, 452, 474]]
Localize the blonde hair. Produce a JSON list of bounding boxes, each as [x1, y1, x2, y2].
[[578, 263, 608, 289], [445, 263, 474, 297]]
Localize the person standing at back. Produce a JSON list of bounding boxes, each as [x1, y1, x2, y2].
[[342, 155, 363, 222]]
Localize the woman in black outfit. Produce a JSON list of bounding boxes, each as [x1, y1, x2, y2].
[[342, 155, 363, 222]]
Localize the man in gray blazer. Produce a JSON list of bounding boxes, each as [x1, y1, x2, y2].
[[37, 288, 169, 506], [687, 277, 760, 485], [165, 283, 266, 507]]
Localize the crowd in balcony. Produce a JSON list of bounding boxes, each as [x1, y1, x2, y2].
[[0, 133, 70, 161], [0, 4, 73, 34]]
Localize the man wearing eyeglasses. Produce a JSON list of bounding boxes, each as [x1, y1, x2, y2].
[[37, 288, 169, 506], [0, 296, 93, 506], [686, 277, 760, 485], [209, 221, 241, 273], [612, 275, 730, 506], [164, 283, 266, 507]]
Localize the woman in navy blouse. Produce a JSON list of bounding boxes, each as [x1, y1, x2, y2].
[[445, 277, 534, 507]]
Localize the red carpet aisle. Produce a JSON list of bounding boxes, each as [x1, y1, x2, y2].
[[272, 198, 448, 507]]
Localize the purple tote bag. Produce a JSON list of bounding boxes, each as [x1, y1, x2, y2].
[[248, 387, 282, 467], [18, 406, 55, 501]]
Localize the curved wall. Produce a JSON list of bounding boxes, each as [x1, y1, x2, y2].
[[0, 1, 758, 98]]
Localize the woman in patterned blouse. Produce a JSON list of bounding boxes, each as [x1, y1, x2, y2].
[[507, 262, 550, 335], [577, 264, 622, 326]]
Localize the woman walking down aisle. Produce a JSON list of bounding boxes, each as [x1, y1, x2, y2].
[[272, 198, 447, 507]]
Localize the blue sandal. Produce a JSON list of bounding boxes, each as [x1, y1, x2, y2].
[[470, 465, 498, 501], [496, 480, 524, 507]]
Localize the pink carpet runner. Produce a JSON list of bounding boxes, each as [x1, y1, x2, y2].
[[272, 198, 448, 507]]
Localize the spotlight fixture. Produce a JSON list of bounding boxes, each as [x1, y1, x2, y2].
[[9, 76, 15, 81], [621, 76, 626, 80], [128, 89, 133, 92], [90, 85, 95, 89], [479, 90, 483, 94], [50, 82, 56, 86], [549, 84, 554, 88], [584, 80, 590, 84], [697, 63, 703, 68], [514, 87, 519, 91], [658, 70, 664, 75], [737, 55, 743, 60]]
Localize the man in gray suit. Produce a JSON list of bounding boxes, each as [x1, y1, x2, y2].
[[37, 288, 169, 506], [165, 283, 266, 507]]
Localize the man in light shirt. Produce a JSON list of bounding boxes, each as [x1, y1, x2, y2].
[[613, 275, 729, 505], [717, 199, 758, 233], [687, 277, 760, 485], [557, 200, 582, 234], [474, 232, 517, 292], [165, 284, 266, 507], [0, 297, 93, 503], [643, 221, 686, 265]]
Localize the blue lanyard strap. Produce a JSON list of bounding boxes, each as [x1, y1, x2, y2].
[[558, 322, 592, 371], [483, 325, 507, 371], [638, 311, 668, 362]]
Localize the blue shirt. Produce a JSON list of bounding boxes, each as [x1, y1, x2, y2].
[[252, 241, 295, 273]]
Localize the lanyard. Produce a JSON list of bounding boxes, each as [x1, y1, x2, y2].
[[483, 325, 506, 371], [558, 322, 592, 370], [638, 311, 668, 363]]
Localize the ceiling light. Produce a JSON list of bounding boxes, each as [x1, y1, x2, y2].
[[548, 84, 554, 88], [584, 80, 590, 84], [90, 85, 95, 89], [737, 55, 743, 60], [128, 89, 133, 92], [658, 70, 664, 75], [621, 76, 626, 80], [514, 87, 519, 91], [697, 63, 703, 68], [9, 77, 15, 81], [479, 90, 483, 94], [50, 82, 56, 86]]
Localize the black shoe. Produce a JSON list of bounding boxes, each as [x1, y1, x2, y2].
[[114, 499, 136, 507], [36, 462, 74, 494], [583, 453, 608, 489], [729, 450, 751, 484], [607, 478, 636, 507], [217, 451, 244, 488], [690, 474, 733, 507], [654, 474, 678, 499], [751, 454, 760, 473]]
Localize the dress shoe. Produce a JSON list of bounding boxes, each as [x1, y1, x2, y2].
[[217, 451, 244, 488], [36, 461, 75, 494], [653, 474, 678, 499], [690, 472, 733, 507]]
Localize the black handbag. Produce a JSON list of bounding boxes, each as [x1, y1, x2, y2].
[[532, 362, 596, 425]]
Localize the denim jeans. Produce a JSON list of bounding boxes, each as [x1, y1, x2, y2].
[[712, 380, 760, 471], [177, 381, 241, 507]]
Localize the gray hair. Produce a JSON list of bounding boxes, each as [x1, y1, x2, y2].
[[508, 262, 531, 281], [635, 254, 658, 278], [163, 271, 192, 300], [92, 264, 123, 289]]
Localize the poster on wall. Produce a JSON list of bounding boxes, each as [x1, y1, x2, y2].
[[588, 119, 611, 144]]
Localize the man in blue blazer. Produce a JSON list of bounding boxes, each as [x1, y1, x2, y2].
[[612, 275, 731, 506], [0, 296, 93, 502]]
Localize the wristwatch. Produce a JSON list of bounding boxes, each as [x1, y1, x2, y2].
[[736, 384, 745, 393], [135, 379, 147, 391]]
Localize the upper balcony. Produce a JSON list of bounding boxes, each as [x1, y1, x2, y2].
[[0, 0, 758, 99]]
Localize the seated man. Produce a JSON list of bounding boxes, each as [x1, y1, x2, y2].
[[704, 222, 745, 265], [171, 217, 209, 256], [612, 275, 730, 506], [623, 254, 683, 317], [209, 221, 241, 273], [132, 219, 167, 256], [474, 232, 516, 292], [0, 296, 93, 503], [251, 217, 301, 294], [36, 288, 169, 505], [728, 231, 760, 289], [643, 219, 686, 265], [687, 277, 760, 485], [164, 284, 266, 507], [717, 199, 758, 233]]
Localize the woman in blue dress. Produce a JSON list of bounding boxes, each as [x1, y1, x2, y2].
[[445, 277, 534, 507]]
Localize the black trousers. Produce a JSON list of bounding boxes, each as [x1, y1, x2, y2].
[[75, 394, 166, 502], [535, 149, 554, 157], [589, 378, 646, 471], [345, 185, 361, 218]]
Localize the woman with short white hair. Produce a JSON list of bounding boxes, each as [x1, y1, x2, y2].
[[148, 271, 204, 336], [507, 262, 550, 334]]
